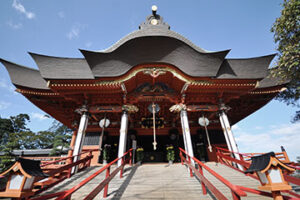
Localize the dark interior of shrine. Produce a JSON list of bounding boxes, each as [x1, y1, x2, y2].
[[84, 128, 227, 163]]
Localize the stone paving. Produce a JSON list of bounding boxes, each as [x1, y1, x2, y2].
[[35, 163, 277, 199], [105, 163, 211, 200]]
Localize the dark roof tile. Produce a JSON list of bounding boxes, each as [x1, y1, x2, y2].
[[216, 54, 276, 79], [0, 59, 49, 90], [29, 53, 94, 79], [18, 158, 48, 177], [81, 36, 229, 77], [258, 72, 288, 88]]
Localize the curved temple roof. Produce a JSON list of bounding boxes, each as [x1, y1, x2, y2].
[[80, 41, 230, 78], [1, 10, 282, 90]]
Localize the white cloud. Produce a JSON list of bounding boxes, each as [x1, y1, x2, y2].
[[232, 124, 240, 130], [0, 101, 11, 110], [12, 0, 35, 19], [66, 23, 85, 40], [235, 123, 300, 162], [0, 79, 18, 95], [0, 79, 7, 88], [270, 123, 300, 135], [7, 20, 22, 29], [58, 11, 65, 19], [9, 86, 18, 95], [31, 112, 50, 121], [85, 41, 92, 48]]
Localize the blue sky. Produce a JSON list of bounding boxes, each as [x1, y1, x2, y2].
[[0, 0, 299, 161]]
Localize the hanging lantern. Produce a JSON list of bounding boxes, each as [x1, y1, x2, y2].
[[98, 117, 110, 164], [198, 116, 212, 152], [99, 118, 110, 128], [148, 103, 160, 113], [198, 117, 209, 127]]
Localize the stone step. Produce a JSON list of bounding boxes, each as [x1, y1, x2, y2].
[[34, 162, 278, 199], [201, 162, 273, 200]]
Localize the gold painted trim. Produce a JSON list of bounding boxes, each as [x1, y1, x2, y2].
[[169, 104, 186, 113], [249, 88, 286, 94], [16, 89, 59, 96], [122, 104, 139, 113], [48, 67, 257, 88]]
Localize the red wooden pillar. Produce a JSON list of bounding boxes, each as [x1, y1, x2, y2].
[[67, 130, 77, 163]]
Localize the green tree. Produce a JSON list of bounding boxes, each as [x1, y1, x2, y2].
[[271, 0, 300, 122], [0, 114, 73, 171], [0, 117, 13, 151], [35, 131, 56, 149], [48, 121, 72, 155], [0, 114, 33, 171]]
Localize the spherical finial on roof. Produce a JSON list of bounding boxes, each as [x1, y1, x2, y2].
[[152, 5, 158, 12]]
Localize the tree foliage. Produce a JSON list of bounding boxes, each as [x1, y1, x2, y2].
[[0, 114, 72, 171], [0, 114, 33, 171], [48, 120, 72, 155], [271, 0, 300, 122]]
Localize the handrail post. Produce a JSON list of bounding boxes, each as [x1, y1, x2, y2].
[[217, 149, 225, 165], [231, 191, 241, 200], [198, 165, 207, 195], [67, 156, 73, 178], [180, 151, 183, 165], [129, 151, 132, 166], [103, 166, 111, 198], [239, 154, 247, 171], [216, 148, 220, 163], [87, 151, 92, 167], [120, 157, 124, 178]]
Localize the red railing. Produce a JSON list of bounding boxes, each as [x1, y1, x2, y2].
[[179, 147, 247, 200], [180, 148, 299, 200], [216, 147, 300, 199], [33, 151, 93, 195], [23, 150, 92, 168], [30, 149, 133, 200], [216, 146, 291, 163], [23, 156, 68, 165]]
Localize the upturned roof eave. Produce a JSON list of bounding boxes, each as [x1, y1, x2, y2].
[[0, 58, 50, 90], [29, 52, 95, 80]]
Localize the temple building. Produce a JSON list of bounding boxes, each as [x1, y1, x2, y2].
[[0, 7, 286, 166]]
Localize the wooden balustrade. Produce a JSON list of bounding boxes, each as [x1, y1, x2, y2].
[[33, 151, 93, 195], [179, 148, 246, 200], [30, 149, 133, 200], [180, 147, 300, 200], [215, 147, 300, 199]]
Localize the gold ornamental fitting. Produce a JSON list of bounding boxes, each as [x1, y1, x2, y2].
[[122, 104, 139, 113]]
